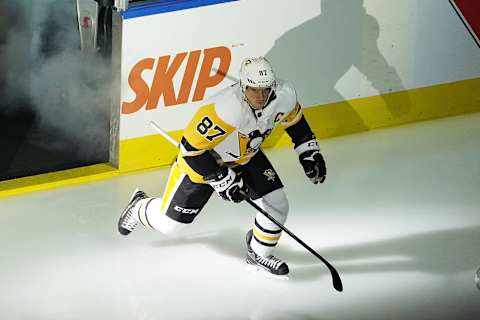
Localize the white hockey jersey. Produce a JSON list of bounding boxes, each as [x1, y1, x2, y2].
[[178, 80, 302, 182]]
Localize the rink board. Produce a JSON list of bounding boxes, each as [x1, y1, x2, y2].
[[0, 164, 118, 198], [1, 77, 479, 198], [117, 0, 480, 171], [2, 0, 480, 198], [118, 77, 480, 172]]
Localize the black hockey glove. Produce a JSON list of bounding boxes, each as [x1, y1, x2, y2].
[[295, 139, 327, 184], [208, 168, 245, 203]]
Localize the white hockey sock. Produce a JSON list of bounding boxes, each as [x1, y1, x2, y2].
[[251, 229, 281, 257], [250, 189, 289, 257], [133, 197, 186, 235]]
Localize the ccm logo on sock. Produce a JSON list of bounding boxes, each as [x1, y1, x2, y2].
[[174, 206, 200, 215]]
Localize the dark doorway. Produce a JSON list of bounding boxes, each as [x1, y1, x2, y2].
[[0, 0, 111, 181]]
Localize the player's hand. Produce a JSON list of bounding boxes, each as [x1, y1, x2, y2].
[[296, 139, 327, 184], [208, 168, 245, 202]]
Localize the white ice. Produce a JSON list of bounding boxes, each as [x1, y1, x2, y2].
[[1, 113, 479, 320]]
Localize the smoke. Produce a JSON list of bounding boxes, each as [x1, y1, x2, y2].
[[0, 0, 110, 162], [0, 1, 32, 111]]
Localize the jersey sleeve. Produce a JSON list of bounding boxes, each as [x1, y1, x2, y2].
[[284, 113, 316, 147], [180, 103, 236, 179], [275, 81, 301, 128], [182, 103, 236, 153], [276, 82, 315, 147], [280, 102, 303, 128]]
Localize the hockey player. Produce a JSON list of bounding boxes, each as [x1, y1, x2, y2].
[[118, 57, 327, 277]]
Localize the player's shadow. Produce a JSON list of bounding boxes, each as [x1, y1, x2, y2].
[[249, 309, 323, 320], [265, 0, 412, 145], [276, 225, 480, 283], [152, 225, 480, 284], [151, 227, 250, 260]]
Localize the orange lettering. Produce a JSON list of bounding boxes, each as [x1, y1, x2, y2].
[[122, 46, 232, 114], [193, 46, 231, 102], [147, 52, 187, 108], [177, 50, 201, 105], [121, 58, 154, 114]]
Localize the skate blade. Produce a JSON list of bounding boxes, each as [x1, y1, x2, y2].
[[246, 265, 289, 281]]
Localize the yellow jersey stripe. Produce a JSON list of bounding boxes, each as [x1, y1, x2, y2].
[[281, 103, 303, 128], [176, 154, 207, 184]]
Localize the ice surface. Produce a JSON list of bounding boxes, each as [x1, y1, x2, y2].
[[1, 113, 480, 320]]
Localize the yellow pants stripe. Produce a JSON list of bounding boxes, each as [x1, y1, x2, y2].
[[160, 162, 186, 212]]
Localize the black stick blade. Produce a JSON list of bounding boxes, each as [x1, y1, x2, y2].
[[331, 268, 343, 292], [242, 193, 344, 292]]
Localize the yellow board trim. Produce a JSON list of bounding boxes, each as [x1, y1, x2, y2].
[[0, 163, 118, 198], [119, 77, 480, 171], [119, 130, 183, 172], [2, 78, 479, 198], [264, 77, 480, 148]]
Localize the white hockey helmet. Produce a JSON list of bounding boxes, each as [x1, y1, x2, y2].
[[239, 57, 276, 92]]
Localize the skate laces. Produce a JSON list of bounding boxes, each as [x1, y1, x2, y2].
[[121, 208, 138, 231], [120, 192, 144, 231], [256, 254, 283, 270]]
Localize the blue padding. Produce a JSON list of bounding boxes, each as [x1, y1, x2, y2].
[[121, 0, 238, 19]]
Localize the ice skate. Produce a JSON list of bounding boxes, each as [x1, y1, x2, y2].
[[245, 229, 289, 280], [118, 188, 147, 235]]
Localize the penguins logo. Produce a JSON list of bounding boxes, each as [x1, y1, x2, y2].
[[246, 129, 272, 154], [263, 169, 276, 181]]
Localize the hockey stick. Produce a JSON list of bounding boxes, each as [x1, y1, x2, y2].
[[150, 121, 180, 148], [149, 120, 343, 292], [239, 190, 343, 292]]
